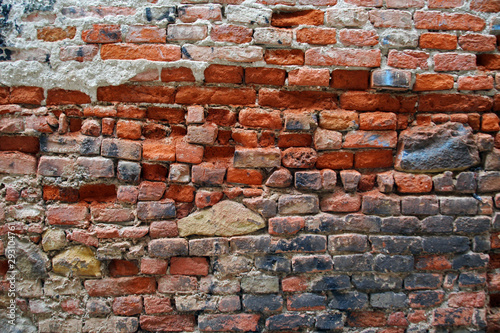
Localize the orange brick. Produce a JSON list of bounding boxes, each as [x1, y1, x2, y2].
[[211, 24, 252, 44], [458, 75, 494, 91], [47, 88, 91, 105], [101, 44, 180, 61], [82, 24, 122, 43], [10, 86, 44, 105], [296, 27, 336, 45], [264, 49, 304, 65], [355, 150, 394, 169], [316, 151, 354, 169], [116, 120, 142, 140], [288, 67, 330, 86], [272, 10, 324, 27], [419, 33, 457, 50], [413, 74, 454, 91], [226, 167, 263, 185], [125, 25, 167, 43], [37, 26, 76, 41], [245, 67, 286, 86], [161, 67, 195, 82], [204, 65, 243, 84]]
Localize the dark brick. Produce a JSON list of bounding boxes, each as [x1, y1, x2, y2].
[[370, 292, 407, 309], [374, 254, 414, 273], [292, 255, 333, 273], [440, 197, 478, 215], [328, 291, 368, 310], [287, 293, 327, 311], [370, 236, 423, 254], [458, 272, 486, 288], [189, 238, 230, 257], [454, 216, 491, 234], [409, 290, 445, 308], [344, 214, 381, 232], [243, 198, 277, 218], [472, 236, 490, 252], [148, 238, 188, 258], [295, 170, 322, 191], [137, 201, 176, 221], [305, 214, 345, 233], [333, 253, 374, 271], [421, 215, 454, 233], [478, 171, 500, 193], [270, 235, 327, 253], [432, 308, 474, 327], [198, 314, 260, 332], [212, 256, 253, 276], [493, 213, 500, 231], [311, 275, 351, 291], [405, 273, 442, 290], [347, 311, 387, 327], [452, 253, 489, 269], [381, 216, 420, 234], [266, 314, 314, 331], [422, 236, 469, 254], [362, 192, 401, 216], [328, 234, 369, 253], [456, 172, 476, 193], [117, 161, 141, 183], [242, 294, 283, 312], [401, 196, 439, 215], [230, 236, 271, 254], [352, 273, 403, 292], [268, 216, 304, 235], [255, 255, 291, 273], [316, 313, 344, 330]]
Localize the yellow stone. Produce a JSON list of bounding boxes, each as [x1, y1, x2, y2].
[[52, 246, 101, 277]]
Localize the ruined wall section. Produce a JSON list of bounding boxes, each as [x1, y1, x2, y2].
[[0, 0, 500, 332]]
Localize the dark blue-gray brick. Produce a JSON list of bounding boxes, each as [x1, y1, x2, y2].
[[452, 253, 489, 270], [401, 195, 439, 216], [409, 290, 445, 308], [472, 236, 490, 252], [454, 216, 491, 234], [458, 272, 486, 288], [370, 236, 422, 254], [361, 192, 400, 216], [421, 215, 454, 233], [270, 235, 327, 253], [311, 275, 351, 291], [316, 313, 344, 330], [370, 292, 407, 309], [374, 254, 414, 273], [344, 214, 381, 232], [287, 293, 327, 311], [255, 255, 291, 273], [422, 236, 469, 254], [242, 294, 283, 312], [137, 201, 176, 221], [477, 171, 500, 193], [292, 255, 333, 273], [440, 197, 478, 215], [352, 273, 403, 292], [328, 291, 368, 310], [295, 171, 322, 191], [333, 253, 373, 272], [265, 314, 314, 331], [493, 212, 500, 231], [404, 273, 442, 290], [381, 216, 420, 234], [117, 161, 141, 183], [456, 171, 476, 193], [305, 214, 345, 233], [230, 236, 270, 254], [328, 234, 369, 253]]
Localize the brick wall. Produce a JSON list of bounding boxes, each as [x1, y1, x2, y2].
[[0, 0, 499, 331]]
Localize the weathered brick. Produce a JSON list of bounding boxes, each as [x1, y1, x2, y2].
[[288, 293, 326, 311], [325, 8, 368, 28], [422, 236, 469, 254], [137, 201, 176, 221], [371, 236, 422, 254], [266, 313, 314, 331], [242, 294, 283, 312], [414, 11, 485, 31], [189, 238, 229, 256], [306, 48, 381, 67], [321, 192, 362, 213], [333, 253, 374, 271], [255, 255, 291, 273], [271, 235, 326, 253], [328, 291, 368, 310], [199, 314, 260, 332], [347, 311, 387, 327], [329, 234, 369, 253], [140, 315, 196, 332], [440, 197, 478, 215], [352, 273, 402, 292], [85, 277, 156, 296], [292, 255, 333, 273], [101, 44, 180, 61], [278, 195, 319, 215]]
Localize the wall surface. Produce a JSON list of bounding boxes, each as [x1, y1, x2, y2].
[[0, 0, 500, 332]]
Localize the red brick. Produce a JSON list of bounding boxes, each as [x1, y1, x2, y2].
[[344, 131, 397, 149], [434, 53, 476, 72], [140, 164, 166, 182], [477, 54, 500, 70], [82, 24, 121, 43], [37, 26, 76, 41], [61, 299, 84, 315], [207, 108, 237, 127], [271, 10, 324, 27], [0, 135, 39, 153], [238, 108, 282, 129], [47, 88, 91, 105], [204, 64, 243, 84], [176, 86, 256, 106], [85, 276, 156, 296], [282, 276, 308, 292], [176, 142, 204, 164], [470, 0, 500, 12], [259, 88, 336, 110], [387, 312, 409, 327], [144, 296, 173, 314], [415, 255, 452, 270], [199, 314, 260, 332], [101, 44, 180, 61], [394, 172, 432, 193], [341, 91, 402, 112], [146, 107, 185, 124], [260, 131, 276, 146], [211, 24, 252, 43], [141, 258, 168, 275], [78, 183, 116, 202], [448, 292, 485, 308], [109, 260, 139, 277], [43, 185, 78, 202], [97, 85, 175, 103], [116, 120, 142, 140], [355, 150, 394, 169], [164, 185, 195, 203], [195, 191, 224, 209], [413, 74, 454, 91], [359, 112, 397, 130], [296, 27, 336, 45], [458, 75, 494, 91], [125, 25, 166, 43], [316, 151, 354, 170], [140, 315, 196, 332], [10, 86, 44, 105], [150, 221, 178, 239], [0, 87, 9, 104], [339, 29, 378, 46], [60, 45, 99, 62], [387, 50, 429, 69], [288, 67, 330, 86], [419, 33, 457, 50], [482, 113, 500, 132], [459, 33, 496, 52], [347, 311, 386, 327], [264, 49, 304, 65], [226, 167, 263, 185], [331, 70, 370, 90], [0, 152, 34, 175], [321, 191, 362, 212], [179, 4, 222, 22], [245, 67, 286, 86], [414, 11, 485, 31], [161, 67, 195, 83], [170, 257, 209, 276], [432, 308, 473, 326], [278, 133, 312, 148], [429, 0, 463, 7], [282, 147, 318, 169], [113, 296, 142, 316], [306, 48, 381, 67], [419, 94, 492, 112], [269, 216, 305, 235]]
